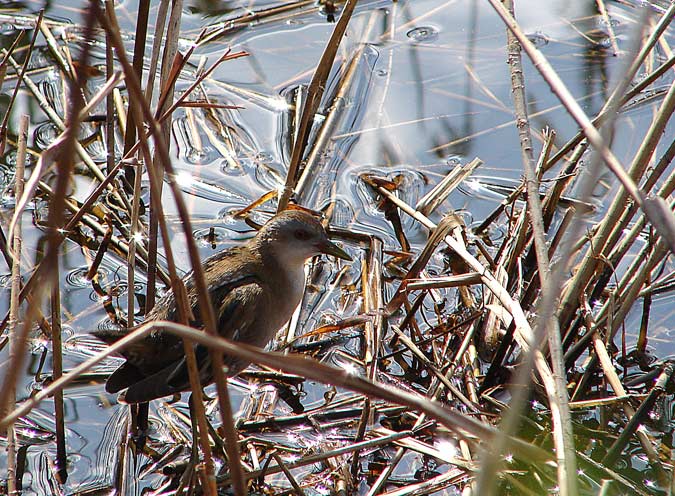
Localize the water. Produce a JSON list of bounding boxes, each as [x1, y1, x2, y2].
[[0, 0, 674, 493]]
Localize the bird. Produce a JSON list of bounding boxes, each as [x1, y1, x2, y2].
[[93, 209, 351, 403]]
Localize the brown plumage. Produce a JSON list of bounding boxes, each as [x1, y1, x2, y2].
[[93, 210, 351, 403]]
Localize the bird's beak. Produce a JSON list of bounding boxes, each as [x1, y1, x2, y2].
[[316, 239, 352, 261]]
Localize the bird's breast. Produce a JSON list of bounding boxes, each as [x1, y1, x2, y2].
[[262, 266, 306, 336], [280, 266, 306, 316]]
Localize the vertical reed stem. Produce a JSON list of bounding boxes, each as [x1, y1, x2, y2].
[[5, 114, 28, 496]]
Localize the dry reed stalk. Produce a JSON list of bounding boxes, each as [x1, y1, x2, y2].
[[486, 0, 656, 220], [270, 451, 304, 494], [474, 183, 525, 236], [42, 8, 94, 484], [148, 0, 183, 310], [104, 7, 115, 177], [294, 11, 379, 201], [126, 160, 142, 326], [415, 159, 481, 216], [363, 238, 384, 380], [50, 241, 67, 484], [122, 0, 150, 157], [113, 414, 132, 493], [102, 3, 248, 492], [4, 114, 28, 495], [595, 0, 620, 56], [349, 236, 383, 482], [40, 22, 75, 81], [0, 319, 553, 462], [502, 2, 576, 492], [0, 30, 27, 155], [101, 4, 220, 494], [604, 203, 675, 301], [144, 0, 174, 314], [143, 0, 170, 107], [608, 240, 669, 341], [277, 0, 357, 211], [541, 138, 585, 230]]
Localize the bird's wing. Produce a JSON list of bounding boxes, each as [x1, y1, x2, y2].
[[155, 283, 265, 396], [215, 282, 264, 341], [173, 247, 261, 327], [93, 249, 259, 369]]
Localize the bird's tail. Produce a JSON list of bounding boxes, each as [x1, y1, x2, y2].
[[119, 365, 182, 403], [90, 327, 130, 345]]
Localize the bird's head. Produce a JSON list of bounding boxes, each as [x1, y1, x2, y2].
[[255, 210, 351, 267]]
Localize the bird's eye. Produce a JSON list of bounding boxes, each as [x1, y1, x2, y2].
[[294, 229, 311, 240]]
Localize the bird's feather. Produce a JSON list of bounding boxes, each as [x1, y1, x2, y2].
[[105, 362, 145, 394], [92, 210, 331, 403]]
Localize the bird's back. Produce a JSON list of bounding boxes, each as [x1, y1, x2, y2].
[[93, 245, 264, 395]]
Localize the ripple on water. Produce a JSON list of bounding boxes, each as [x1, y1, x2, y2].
[[324, 197, 356, 229], [0, 156, 15, 201], [193, 226, 233, 248], [65, 256, 128, 290], [219, 157, 247, 176], [219, 206, 270, 232], [33, 122, 60, 151], [220, 150, 278, 179], [13, 421, 53, 444], [174, 169, 249, 203], [38, 77, 64, 115], [108, 282, 130, 298], [174, 116, 221, 165], [599, 16, 620, 27], [0, 274, 11, 288], [0, 23, 19, 35], [406, 26, 439, 43], [594, 35, 613, 49], [65, 267, 94, 289]]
